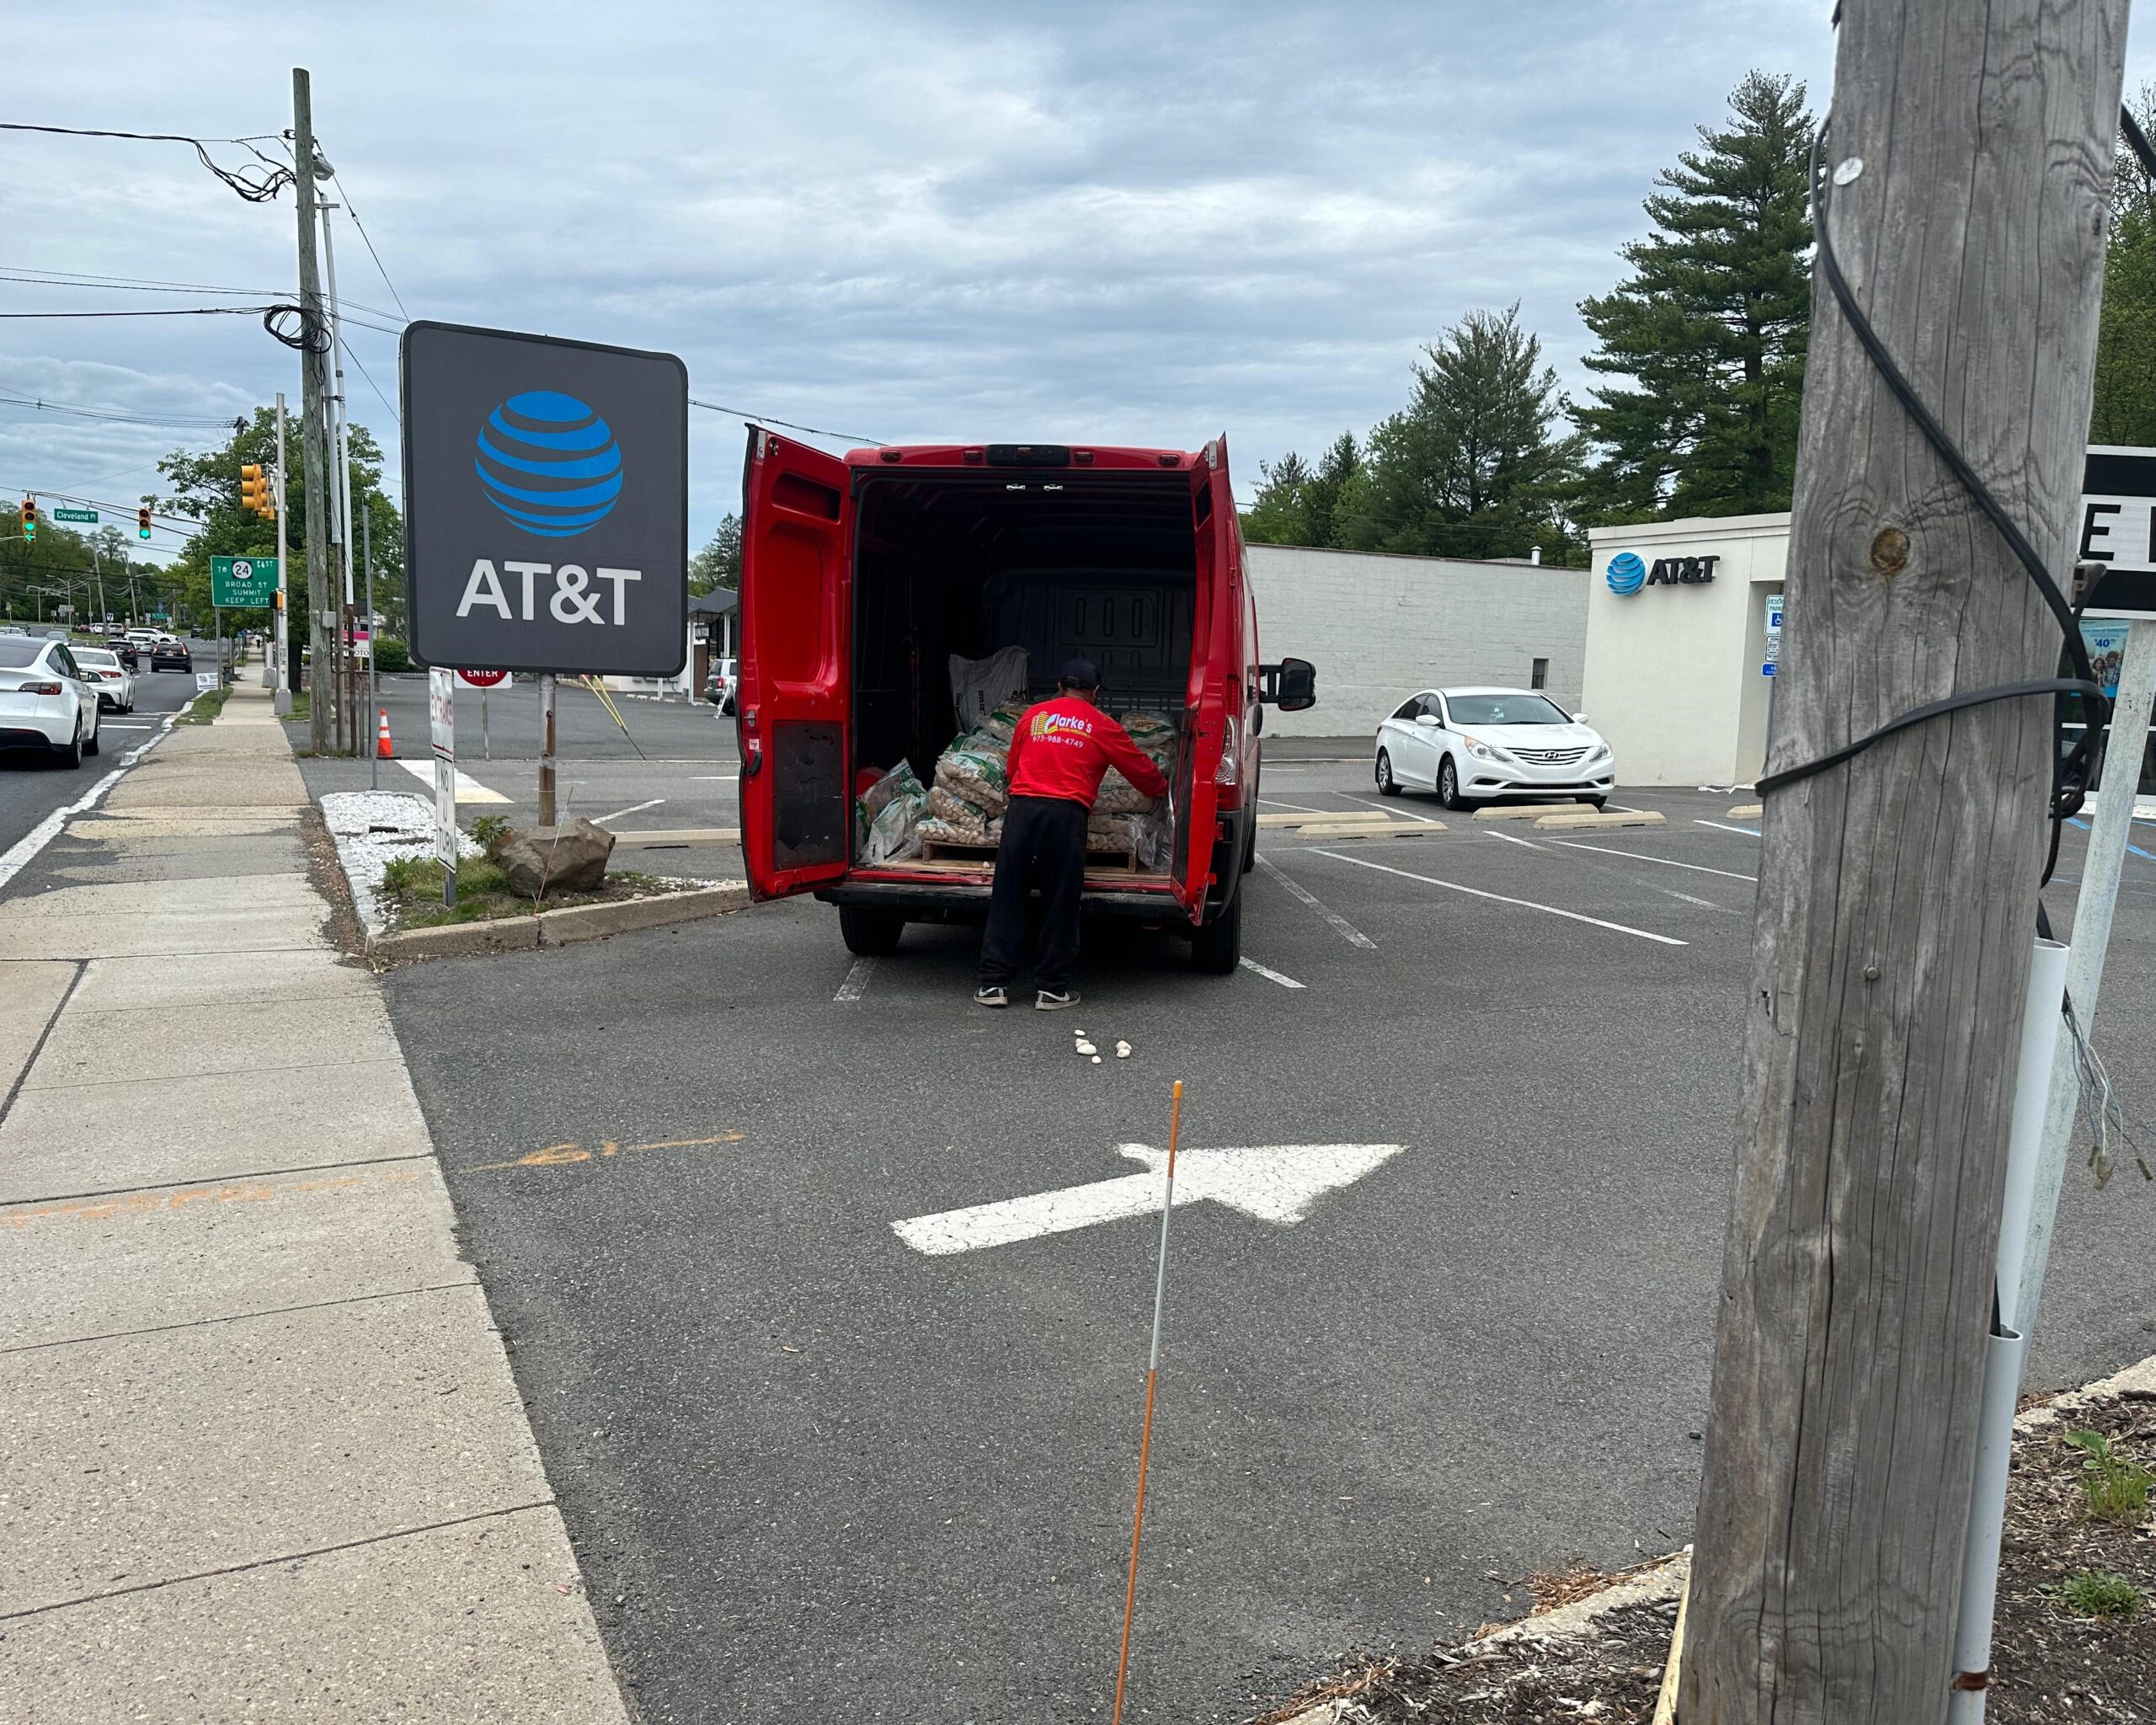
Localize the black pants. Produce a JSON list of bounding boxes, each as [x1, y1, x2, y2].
[[979, 795, 1088, 991]]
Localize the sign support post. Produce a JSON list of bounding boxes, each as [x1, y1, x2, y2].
[[430, 666, 457, 908], [539, 672, 558, 826]]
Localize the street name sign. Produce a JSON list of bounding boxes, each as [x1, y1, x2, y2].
[[2079, 446, 2156, 617], [53, 508, 97, 524], [892, 1140, 1405, 1255], [401, 321, 687, 676], [211, 555, 278, 607]]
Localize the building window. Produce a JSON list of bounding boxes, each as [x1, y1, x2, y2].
[[1530, 657, 1549, 690]]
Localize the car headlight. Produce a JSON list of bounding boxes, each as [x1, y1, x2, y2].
[[1586, 740, 1610, 761], [1462, 736, 1504, 761]]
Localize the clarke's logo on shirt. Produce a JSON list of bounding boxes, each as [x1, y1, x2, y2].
[[475, 391, 624, 537], [1035, 711, 1095, 742]]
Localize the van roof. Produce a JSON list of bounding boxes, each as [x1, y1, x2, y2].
[[842, 443, 1198, 473]]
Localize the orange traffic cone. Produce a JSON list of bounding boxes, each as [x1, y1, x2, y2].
[[376, 708, 394, 759]]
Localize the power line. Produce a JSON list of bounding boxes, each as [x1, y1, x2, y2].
[[340, 340, 402, 428], [0, 305, 277, 320], [0, 120, 292, 202], [688, 398, 885, 447], [0, 266, 406, 325], [0, 391, 243, 430], [325, 177, 412, 323]]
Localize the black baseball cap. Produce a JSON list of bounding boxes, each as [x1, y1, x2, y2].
[[1059, 657, 1101, 689]]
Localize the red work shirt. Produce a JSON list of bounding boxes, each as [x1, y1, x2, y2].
[[1004, 697, 1171, 807]]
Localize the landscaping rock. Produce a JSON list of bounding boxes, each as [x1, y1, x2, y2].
[[495, 819, 616, 896]]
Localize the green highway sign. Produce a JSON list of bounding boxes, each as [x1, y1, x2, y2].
[[210, 554, 278, 607], [52, 508, 98, 523]]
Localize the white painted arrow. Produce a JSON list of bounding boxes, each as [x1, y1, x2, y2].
[[892, 1141, 1405, 1257]]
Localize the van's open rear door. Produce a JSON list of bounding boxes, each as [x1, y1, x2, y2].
[[1171, 436, 1235, 921], [739, 430, 852, 900]]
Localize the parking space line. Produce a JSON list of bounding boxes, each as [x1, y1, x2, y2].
[[595, 798, 665, 825], [834, 957, 878, 1002], [1484, 829, 1542, 850], [1545, 839, 1755, 883], [1694, 819, 1761, 838], [1239, 956, 1306, 989], [1253, 853, 1376, 949], [1257, 796, 1330, 814], [1347, 793, 1441, 823], [1311, 850, 1689, 947], [396, 758, 510, 804]]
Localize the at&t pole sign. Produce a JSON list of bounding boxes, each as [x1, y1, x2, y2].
[[399, 322, 689, 675]]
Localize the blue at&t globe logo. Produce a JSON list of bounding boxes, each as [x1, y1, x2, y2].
[[474, 391, 623, 538], [1605, 551, 1646, 595]]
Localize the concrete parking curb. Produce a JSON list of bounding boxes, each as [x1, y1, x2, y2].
[[366, 882, 751, 964], [1288, 820, 1445, 840], [1535, 809, 1668, 831], [1475, 801, 1594, 821], [1726, 802, 1764, 819]]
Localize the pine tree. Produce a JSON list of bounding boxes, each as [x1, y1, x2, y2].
[[1241, 451, 1316, 545], [1574, 71, 1814, 521], [2092, 87, 2156, 445], [1342, 304, 1577, 560], [690, 513, 743, 595]]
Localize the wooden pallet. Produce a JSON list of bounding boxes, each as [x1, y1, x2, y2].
[[918, 838, 1141, 873]]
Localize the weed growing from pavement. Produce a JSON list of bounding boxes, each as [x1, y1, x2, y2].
[[468, 814, 512, 852], [2050, 1569, 2145, 1618], [2065, 1429, 2154, 1525]]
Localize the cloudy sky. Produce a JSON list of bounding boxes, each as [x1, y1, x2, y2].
[[5, 2, 2152, 566]]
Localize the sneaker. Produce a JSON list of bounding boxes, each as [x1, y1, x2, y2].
[[974, 985, 1009, 1009], [1035, 988, 1080, 1012]]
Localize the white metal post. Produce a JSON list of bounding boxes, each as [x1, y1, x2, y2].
[[273, 393, 292, 710], [320, 199, 357, 749], [2016, 617, 2156, 1333]]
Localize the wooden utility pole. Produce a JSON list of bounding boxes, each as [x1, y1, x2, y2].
[[1680, 4, 2128, 1722], [292, 67, 334, 756]]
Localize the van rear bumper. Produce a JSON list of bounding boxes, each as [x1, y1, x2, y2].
[[816, 879, 1187, 923]]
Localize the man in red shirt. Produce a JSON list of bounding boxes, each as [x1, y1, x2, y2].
[[976, 659, 1171, 1010]]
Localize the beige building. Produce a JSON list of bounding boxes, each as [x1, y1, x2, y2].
[[1583, 512, 1789, 787]]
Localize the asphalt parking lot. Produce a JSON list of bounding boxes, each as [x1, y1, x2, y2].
[[372, 750, 2156, 1722]]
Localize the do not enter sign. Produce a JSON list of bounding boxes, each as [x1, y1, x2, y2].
[[456, 668, 510, 689]]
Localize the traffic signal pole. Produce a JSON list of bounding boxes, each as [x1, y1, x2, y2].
[[292, 69, 333, 756], [319, 196, 358, 755], [273, 393, 291, 710]]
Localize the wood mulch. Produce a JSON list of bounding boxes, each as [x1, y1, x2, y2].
[[1251, 1387, 2153, 1723]]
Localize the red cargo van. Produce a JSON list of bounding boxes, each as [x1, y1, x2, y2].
[[736, 432, 1315, 974]]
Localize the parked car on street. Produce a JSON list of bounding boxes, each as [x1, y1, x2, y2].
[[106, 636, 139, 669], [71, 646, 136, 712], [1374, 686, 1614, 809], [0, 634, 104, 766], [150, 639, 194, 673], [705, 655, 739, 715]]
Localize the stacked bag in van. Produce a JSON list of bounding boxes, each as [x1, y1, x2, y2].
[[918, 701, 1024, 846]]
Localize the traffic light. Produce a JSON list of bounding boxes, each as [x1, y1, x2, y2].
[[19, 498, 35, 542], [239, 463, 272, 517], [136, 505, 152, 542]]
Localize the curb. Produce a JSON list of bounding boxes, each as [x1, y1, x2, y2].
[[1475, 801, 1593, 822], [1536, 809, 1667, 831], [366, 882, 750, 963], [1726, 802, 1764, 819], [1289, 820, 1444, 840]]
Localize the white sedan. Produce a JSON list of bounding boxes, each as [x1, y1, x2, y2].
[[0, 635, 104, 766], [71, 645, 136, 713], [1374, 686, 1613, 809]]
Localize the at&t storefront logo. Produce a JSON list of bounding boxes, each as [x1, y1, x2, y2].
[[1606, 550, 1720, 595], [1606, 551, 1646, 595], [474, 391, 623, 538]]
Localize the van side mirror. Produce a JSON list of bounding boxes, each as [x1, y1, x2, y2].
[[1258, 656, 1316, 713]]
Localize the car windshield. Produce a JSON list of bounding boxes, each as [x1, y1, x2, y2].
[[77, 649, 118, 667], [0, 638, 49, 668], [1448, 693, 1572, 726]]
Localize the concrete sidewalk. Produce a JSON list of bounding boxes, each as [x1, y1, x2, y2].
[[0, 681, 628, 1721]]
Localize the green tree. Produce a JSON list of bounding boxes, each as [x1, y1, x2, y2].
[[1241, 451, 1317, 545], [1341, 304, 1581, 561], [2092, 86, 2156, 445], [689, 512, 742, 595], [1573, 71, 1814, 521], [155, 408, 403, 634]]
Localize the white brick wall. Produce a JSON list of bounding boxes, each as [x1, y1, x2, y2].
[[1245, 544, 1590, 737]]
